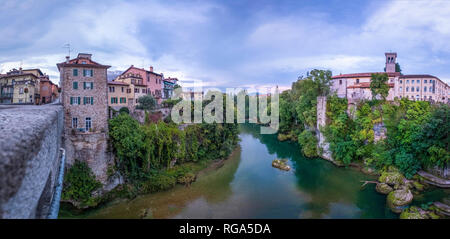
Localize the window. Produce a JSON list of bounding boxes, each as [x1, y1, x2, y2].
[[411, 87, 415, 92], [84, 97, 94, 105], [407, 80, 410, 84], [406, 87, 409, 92], [83, 69, 93, 77], [19, 87, 24, 94], [412, 80, 414, 84], [417, 80, 420, 84], [424, 87, 427, 92], [399, 87, 402, 92], [109, 86, 115, 93], [85, 117, 92, 131], [400, 80, 402, 84], [121, 87, 124, 93], [84, 82, 94, 90], [81, 61, 87, 64], [339, 80, 342, 85], [429, 86, 432, 92], [416, 87, 419, 92], [424, 80, 427, 84], [72, 118, 78, 128], [356, 79, 359, 84], [73, 82, 78, 90], [127, 88, 131, 94], [135, 88, 139, 93], [70, 97, 81, 105], [120, 97, 126, 103], [111, 97, 118, 104], [136, 99, 138, 103], [73, 69, 78, 76]]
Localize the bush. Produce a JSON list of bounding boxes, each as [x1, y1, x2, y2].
[[298, 130, 318, 157], [140, 172, 177, 193], [62, 160, 102, 205], [119, 107, 130, 115]]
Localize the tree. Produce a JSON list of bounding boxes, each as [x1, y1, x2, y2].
[[137, 95, 156, 111], [370, 73, 390, 100], [395, 63, 402, 73], [119, 107, 130, 114]]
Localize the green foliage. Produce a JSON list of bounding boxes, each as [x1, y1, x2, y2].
[[119, 107, 130, 115], [395, 63, 402, 73], [370, 73, 390, 101], [137, 95, 156, 111], [298, 130, 318, 157], [108, 110, 239, 188], [62, 160, 102, 206]]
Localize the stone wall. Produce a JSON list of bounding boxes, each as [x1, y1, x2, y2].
[[316, 96, 333, 162], [64, 132, 112, 184], [0, 104, 63, 218]]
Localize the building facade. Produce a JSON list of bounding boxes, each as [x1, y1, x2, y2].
[[163, 77, 178, 99], [39, 75, 58, 104], [118, 65, 163, 103], [331, 53, 450, 104], [0, 68, 45, 104], [57, 53, 110, 133]]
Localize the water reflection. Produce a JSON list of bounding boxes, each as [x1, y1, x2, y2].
[[87, 124, 408, 218]]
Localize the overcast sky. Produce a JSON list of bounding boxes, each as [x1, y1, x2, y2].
[[1, 0, 450, 90]]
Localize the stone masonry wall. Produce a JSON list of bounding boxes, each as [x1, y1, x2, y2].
[[0, 104, 63, 218], [316, 96, 333, 162]]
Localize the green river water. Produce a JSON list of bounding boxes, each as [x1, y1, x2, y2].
[[66, 124, 448, 219]]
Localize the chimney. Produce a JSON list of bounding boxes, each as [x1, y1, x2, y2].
[[65, 56, 70, 63], [149, 66, 153, 72]]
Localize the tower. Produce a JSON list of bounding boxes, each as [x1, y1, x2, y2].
[[385, 52, 397, 73]]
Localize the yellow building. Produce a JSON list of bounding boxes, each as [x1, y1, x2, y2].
[[113, 74, 149, 109], [108, 81, 130, 110]]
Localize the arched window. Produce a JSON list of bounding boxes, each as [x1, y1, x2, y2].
[[406, 87, 409, 92], [416, 87, 419, 92], [424, 87, 427, 92], [411, 87, 414, 92]]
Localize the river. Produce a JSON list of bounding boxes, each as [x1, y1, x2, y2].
[[70, 124, 448, 219]]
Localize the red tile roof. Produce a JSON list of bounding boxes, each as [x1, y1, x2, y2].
[[332, 72, 400, 79]]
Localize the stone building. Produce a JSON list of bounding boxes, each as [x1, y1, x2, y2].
[[57, 53, 112, 183], [331, 53, 450, 104], [108, 81, 130, 111]]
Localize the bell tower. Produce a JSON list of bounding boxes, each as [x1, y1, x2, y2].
[[385, 52, 397, 73]]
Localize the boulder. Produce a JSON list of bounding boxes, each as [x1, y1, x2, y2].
[[379, 171, 405, 186], [375, 183, 393, 195], [400, 206, 429, 219], [272, 159, 291, 171], [387, 189, 413, 213]]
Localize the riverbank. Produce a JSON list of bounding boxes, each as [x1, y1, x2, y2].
[[59, 146, 241, 218]]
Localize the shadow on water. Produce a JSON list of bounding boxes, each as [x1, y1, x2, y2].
[[78, 124, 446, 219]]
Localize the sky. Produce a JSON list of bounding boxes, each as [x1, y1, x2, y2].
[[1, 0, 450, 91]]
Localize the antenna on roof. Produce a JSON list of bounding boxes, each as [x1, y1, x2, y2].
[[63, 43, 72, 58]]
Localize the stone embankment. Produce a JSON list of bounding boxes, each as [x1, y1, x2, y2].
[[0, 104, 64, 218]]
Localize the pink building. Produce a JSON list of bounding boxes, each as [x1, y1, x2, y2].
[[331, 53, 450, 104], [117, 65, 163, 103]]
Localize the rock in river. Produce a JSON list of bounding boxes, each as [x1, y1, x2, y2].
[[375, 183, 393, 195], [272, 159, 291, 171], [387, 189, 413, 213]]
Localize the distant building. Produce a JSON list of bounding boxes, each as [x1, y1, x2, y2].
[[180, 90, 203, 101], [39, 75, 58, 104], [331, 53, 450, 104], [57, 53, 110, 133], [108, 81, 130, 111], [0, 68, 44, 104], [163, 77, 178, 99], [118, 65, 163, 103]]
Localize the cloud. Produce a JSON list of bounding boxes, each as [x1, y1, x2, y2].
[[0, 0, 449, 88]]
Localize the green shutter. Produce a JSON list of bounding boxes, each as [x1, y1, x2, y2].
[[70, 97, 73, 105], [90, 70, 94, 77], [73, 82, 78, 89], [78, 97, 81, 105], [83, 69, 86, 77], [91, 97, 94, 105], [111, 97, 113, 104], [124, 98, 126, 103], [83, 82, 86, 89], [91, 82, 94, 89], [73, 69, 78, 76]]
